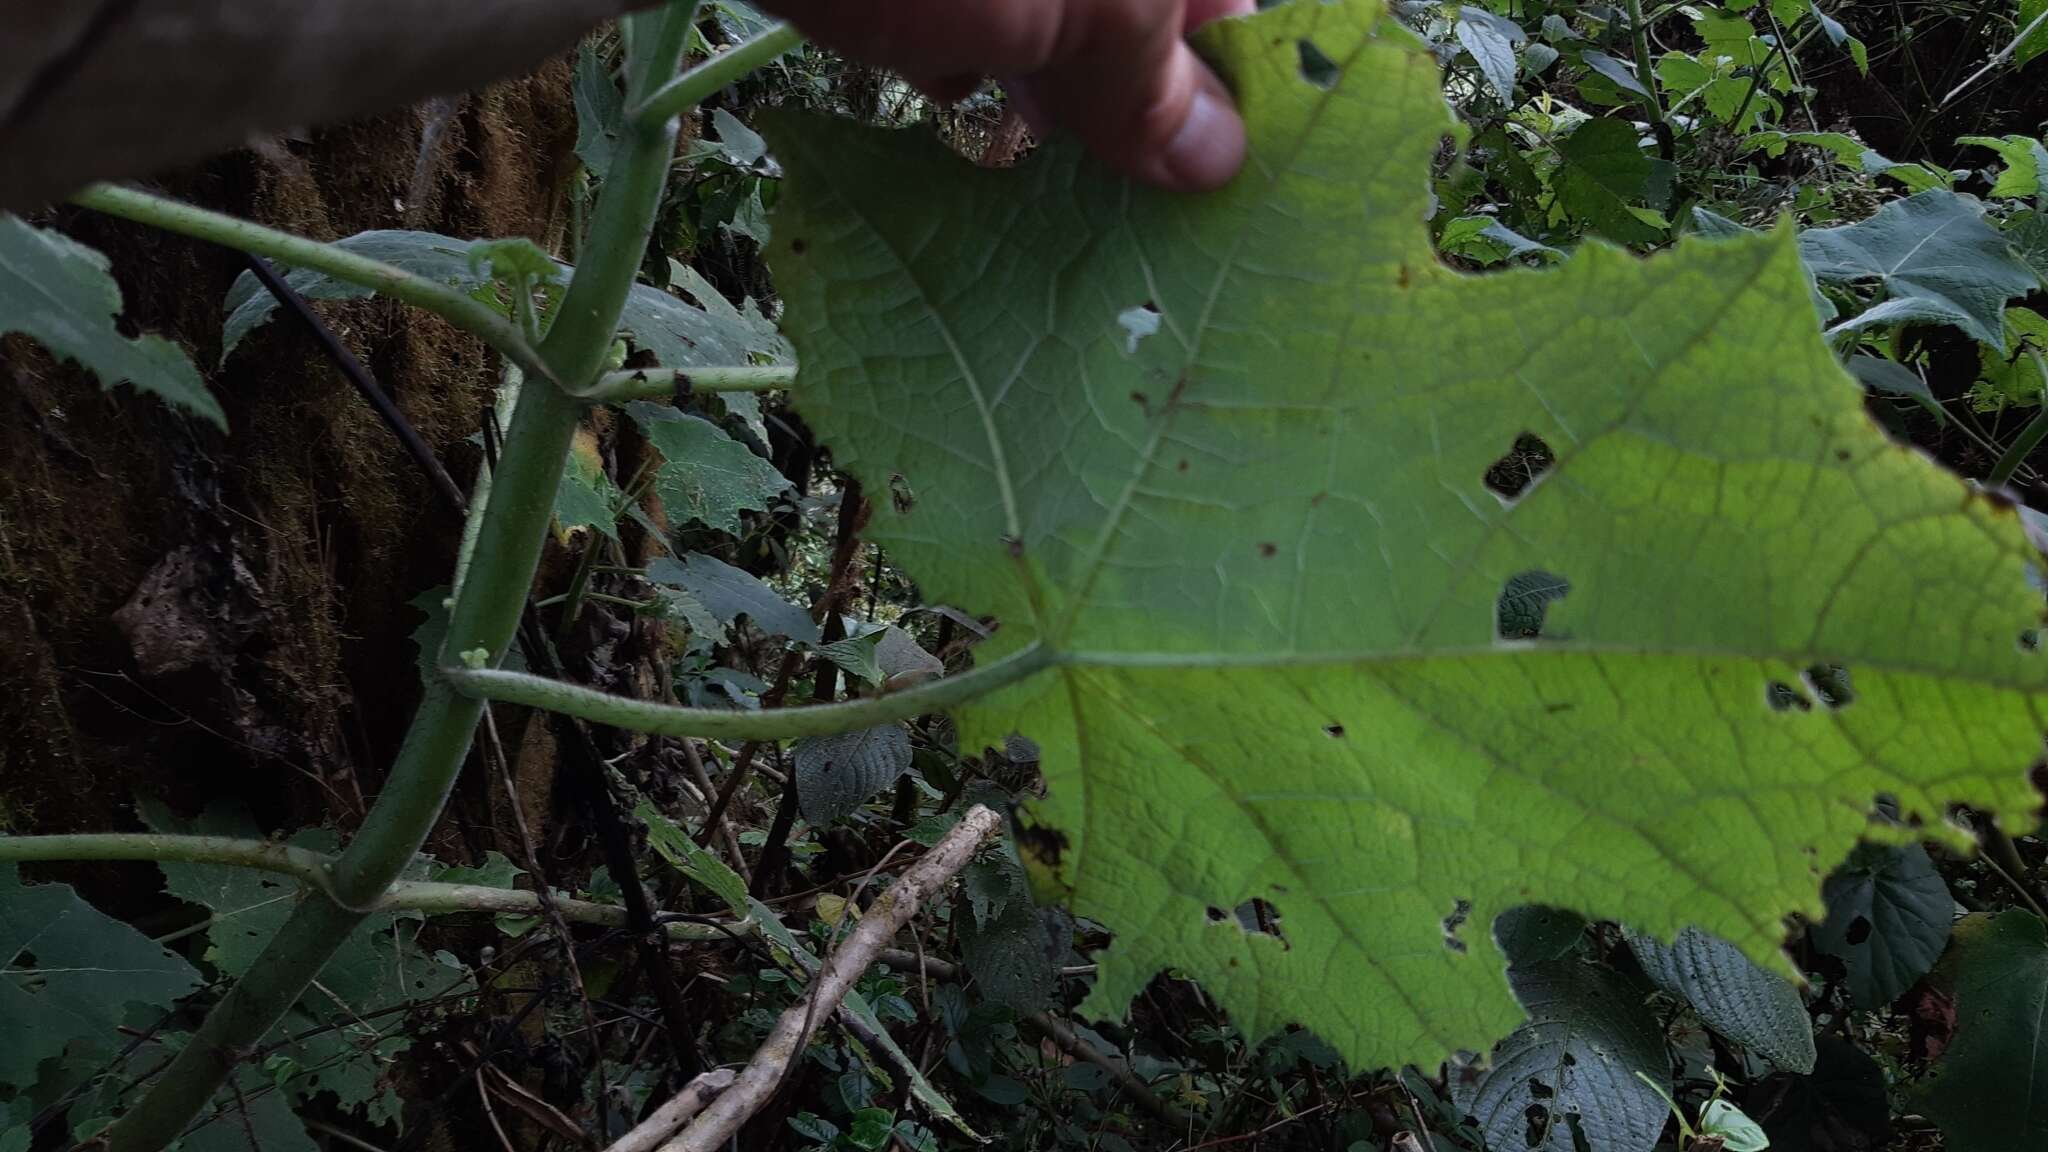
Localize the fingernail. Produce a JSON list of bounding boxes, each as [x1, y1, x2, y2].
[[1162, 84, 1246, 191]]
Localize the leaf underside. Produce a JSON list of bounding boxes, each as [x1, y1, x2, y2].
[[764, 0, 2047, 1071]]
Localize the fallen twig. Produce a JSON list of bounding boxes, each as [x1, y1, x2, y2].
[[606, 1069, 737, 1152], [650, 805, 1002, 1152]]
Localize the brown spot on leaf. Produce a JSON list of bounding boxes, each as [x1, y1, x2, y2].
[[1258, 542, 1278, 558]]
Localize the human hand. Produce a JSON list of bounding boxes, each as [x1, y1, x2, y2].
[[757, 0, 1256, 191]]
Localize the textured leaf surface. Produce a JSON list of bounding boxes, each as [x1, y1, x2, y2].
[[1912, 910, 2048, 1151], [1799, 189, 2039, 348], [2023, 0, 2048, 69], [1809, 842, 1952, 1008], [647, 552, 820, 643], [765, 0, 2047, 1071], [0, 862, 202, 1087], [1451, 958, 1668, 1152], [137, 801, 470, 1121], [794, 724, 915, 824], [628, 403, 791, 534], [1628, 927, 1814, 1071], [0, 214, 221, 426]]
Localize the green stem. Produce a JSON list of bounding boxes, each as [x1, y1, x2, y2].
[[0, 834, 737, 941], [1623, 0, 1670, 139], [590, 363, 797, 402], [632, 22, 803, 126], [102, 9, 699, 1149], [0, 834, 331, 883], [70, 183, 554, 388], [444, 643, 1055, 741], [1987, 352, 2048, 487]]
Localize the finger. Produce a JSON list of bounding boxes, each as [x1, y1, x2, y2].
[[910, 71, 981, 105], [1029, 24, 1246, 192], [1184, 0, 1255, 29]]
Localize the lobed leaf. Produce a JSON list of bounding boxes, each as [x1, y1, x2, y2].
[[765, 0, 2048, 1072], [0, 214, 221, 426]]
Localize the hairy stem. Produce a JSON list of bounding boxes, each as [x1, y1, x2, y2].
[[70, 183, 553, 387], [0, 833, 739, 940], [101, 9, 699, 1148], [1623, 0, 1671, 150], [444, 642, 1054, 742], [1987, 352, 2048, 487], [590, 363, 797, 402], [631, 22, 804, 126]]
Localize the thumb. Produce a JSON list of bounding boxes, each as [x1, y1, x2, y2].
[[1016, 5, 1246, 192]]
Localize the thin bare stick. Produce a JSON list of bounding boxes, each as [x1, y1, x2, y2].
[[475, 1068, 517, 1152], [1943, 7, 2048, 107], [1033, 1011, 1193, 1128], [656, 806, 1002, 1152], [605, 1069, 737, 1152]]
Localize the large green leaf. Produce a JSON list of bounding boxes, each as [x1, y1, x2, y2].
[[0, 214, 222, 426], [0, 862, 203, 1089], [1912, 910, 2048, 1150], [1799, 189, 2039, 349], [2022, 0, 2048, 70], [763, 0, 2047, 1072]]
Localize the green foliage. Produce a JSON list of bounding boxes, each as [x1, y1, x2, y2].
[[792, 725, 914, 823], [2023, 0, 2048, 70], [0, 862, 202, 1090], [648, 552, 823, 643], [766, 0, 2045, 1074], [1808, 842, 1952, 1008], [0, 214, 221, 426], [1799, 189, 2040, 349], [1452, 955, 1669, 1152], [1912, 910, 2048, 1149], [139, 800, 475, 1128], [626, 401, 792, 533], [1628, 928, 1814, 1073], [220, 229, 787, 368]]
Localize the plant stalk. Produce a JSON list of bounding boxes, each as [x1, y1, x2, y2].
[[70, 183, 554, 388], [443, 642, 1053, 742], [590, 363, 797, 401], [0, 833, 740, 940], [631, 22, 803, 126], [100, 7, 698, 1147], [1623, 0, 1671, 153]]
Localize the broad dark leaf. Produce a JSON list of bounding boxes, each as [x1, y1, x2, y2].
[[1810, 842, 1951, 1008], [1628, 927, 1815, 1072], [794, 724, 915, 824], [1912, 910, 2048, 1151], [1752, 1035, 1891, 1152], [1452, 958, 1668, 1152], [646, 552, 819, 643]]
